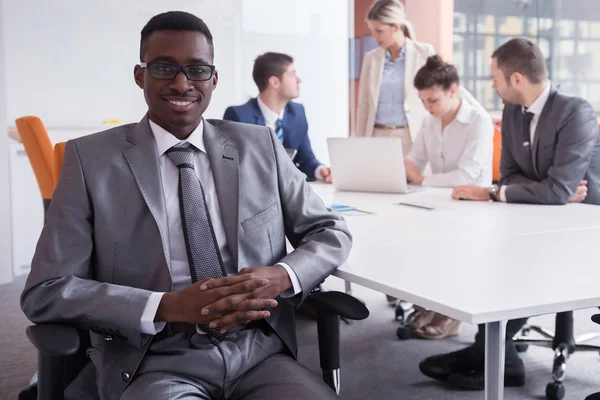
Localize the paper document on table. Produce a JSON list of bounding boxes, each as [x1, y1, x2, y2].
[[395, 199, 453, 211], [329, 204, 375, 216]]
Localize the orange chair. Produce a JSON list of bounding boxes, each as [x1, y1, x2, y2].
[[52, 142, 67, 188], [492, 125, 502, 183], [14, 116, 54, 213]]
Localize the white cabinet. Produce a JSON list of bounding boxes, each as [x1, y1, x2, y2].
[[9, 142, 44, 277]]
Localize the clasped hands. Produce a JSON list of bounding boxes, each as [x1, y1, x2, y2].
[[156, 265, 292, 334]]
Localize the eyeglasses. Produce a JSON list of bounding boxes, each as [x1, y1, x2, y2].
[[139, 62, 215, 81]]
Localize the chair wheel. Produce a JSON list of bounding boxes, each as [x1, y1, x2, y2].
[[397, 326, 413, 340], [546, 382, 565, 400], [395, 303, 415, 323], [516, 344, 529, 352], [516, 327, 529, 352]]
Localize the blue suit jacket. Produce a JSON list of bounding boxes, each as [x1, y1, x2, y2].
[[223, 98, 321, 179]]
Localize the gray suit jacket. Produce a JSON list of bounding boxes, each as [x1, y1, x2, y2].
[[500, 85, 600, 205], [21, 116, 352, 399]]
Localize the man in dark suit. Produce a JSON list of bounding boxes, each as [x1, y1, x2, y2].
[[223, 52, 331, 183], [420, 38, 600, 391], [21, 11, 350, 400]]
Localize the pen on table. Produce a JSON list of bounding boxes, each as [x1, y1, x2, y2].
[[395, 202, 434, 211]]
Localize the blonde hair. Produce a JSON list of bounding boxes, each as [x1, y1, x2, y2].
[[366, 0, 416, 40]]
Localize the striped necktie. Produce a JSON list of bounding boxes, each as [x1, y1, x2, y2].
[[275, 118, 284, 143], [166, 144, 225, 341], [522, 110, 535, 171]]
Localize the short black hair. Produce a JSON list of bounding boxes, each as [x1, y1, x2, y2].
[[140, 11, 214, 62], [252, 52, 294, 92], [414, 55, 459, 91], [491, 38, 547, 84]]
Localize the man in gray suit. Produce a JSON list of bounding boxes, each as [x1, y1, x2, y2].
[[20, 11, 351, 400], [420, 38, 600, 391]]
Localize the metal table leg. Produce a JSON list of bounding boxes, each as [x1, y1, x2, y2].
[[485, 320, 506, 400], [344, 280, 352, 295]]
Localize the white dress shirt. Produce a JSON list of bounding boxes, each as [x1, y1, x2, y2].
[[256, 95, 326, 180], [139, 120, 301, 334], [499, 81, 551, 201], [406, 99, 494, 187]]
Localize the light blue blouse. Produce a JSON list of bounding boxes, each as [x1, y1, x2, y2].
[[375, 47, 408, 126]]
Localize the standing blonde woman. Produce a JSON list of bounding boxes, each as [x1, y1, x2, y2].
[[355, 0, 435, 156], [355, 0, 435, 311]]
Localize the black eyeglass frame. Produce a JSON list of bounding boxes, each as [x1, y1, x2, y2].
[[139, 62, 216, 81]]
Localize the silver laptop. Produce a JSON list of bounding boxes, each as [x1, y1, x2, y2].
[[327, 137, 424, 194]]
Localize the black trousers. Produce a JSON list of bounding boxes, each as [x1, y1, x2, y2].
[[471, 317, 529, 364]]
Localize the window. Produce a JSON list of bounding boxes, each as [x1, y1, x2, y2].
[[454, 0, 600, 113]]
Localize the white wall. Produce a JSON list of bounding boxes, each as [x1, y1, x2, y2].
[[3, 0, 349, 276], [0, 0, 13, 285], [2, 0, 239, 127], [239, 0, 349, 164], [2, 0, 348, 160]]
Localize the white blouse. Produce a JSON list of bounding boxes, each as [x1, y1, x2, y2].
[[406, 99, 494, 187]]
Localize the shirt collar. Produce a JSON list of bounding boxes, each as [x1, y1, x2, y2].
[[523, 81, 551, 116], [256, 95, 285, 126], [385, 46, 406, 62], [149, 119, 206, 157], [455, 99, 476, 124]]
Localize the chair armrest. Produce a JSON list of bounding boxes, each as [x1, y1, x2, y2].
[[306, 289, 370, 392], [305, 291, 369, 320], [26, 324, 81, 357], [592, 314, 600, 325]]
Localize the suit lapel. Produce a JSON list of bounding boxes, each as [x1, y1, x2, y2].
[[532, 85, 558, 174], [123, 115, 171, 271], [250, 98, 266, 126], [203, 120, 240, 270], [372, 48, 385, 113], [404, 39, 416, 100], [282, 103, 296, 147]]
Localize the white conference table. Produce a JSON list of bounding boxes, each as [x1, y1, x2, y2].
[[310, 183, 600, 400]]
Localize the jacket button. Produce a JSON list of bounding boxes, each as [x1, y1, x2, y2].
[[120, 371, 131, 382]]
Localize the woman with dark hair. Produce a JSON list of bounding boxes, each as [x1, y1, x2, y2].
[[405, 55, 494, 339], [405, 55, 494, 189]]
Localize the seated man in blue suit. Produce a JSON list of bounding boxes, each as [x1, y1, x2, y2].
[[224, 52, 331, 183]]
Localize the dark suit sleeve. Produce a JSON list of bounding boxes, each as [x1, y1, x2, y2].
[[223, 106, 241, 122], [499, 109, 538, 186], [20, 140, 153, 347], [504, 99, 598, 205], [293, 105, 322, 179]]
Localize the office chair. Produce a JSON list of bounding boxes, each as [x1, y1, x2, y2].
[[492, 123, 502, 183], [23, 142, 369, 400], [26, 289, 368, 400], [14, 117, 54, 400], [52, 142, 67, 188], [14, 116, 54, 214], [513, 311, 600, 399]]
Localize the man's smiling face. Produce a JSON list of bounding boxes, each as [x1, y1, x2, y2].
[[134, 29, 218, 137]]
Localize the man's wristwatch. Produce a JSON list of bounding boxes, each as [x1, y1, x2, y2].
[[488, 184, 499, 201]]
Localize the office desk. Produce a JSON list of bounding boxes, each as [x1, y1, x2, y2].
[[311, 183, 600, 400]]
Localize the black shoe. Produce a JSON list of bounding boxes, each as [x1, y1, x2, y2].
[[447, 362, 525, 390], [18, 384, 37, 400], [419, 347, 483, 381], [586, 392, 600, 400]]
